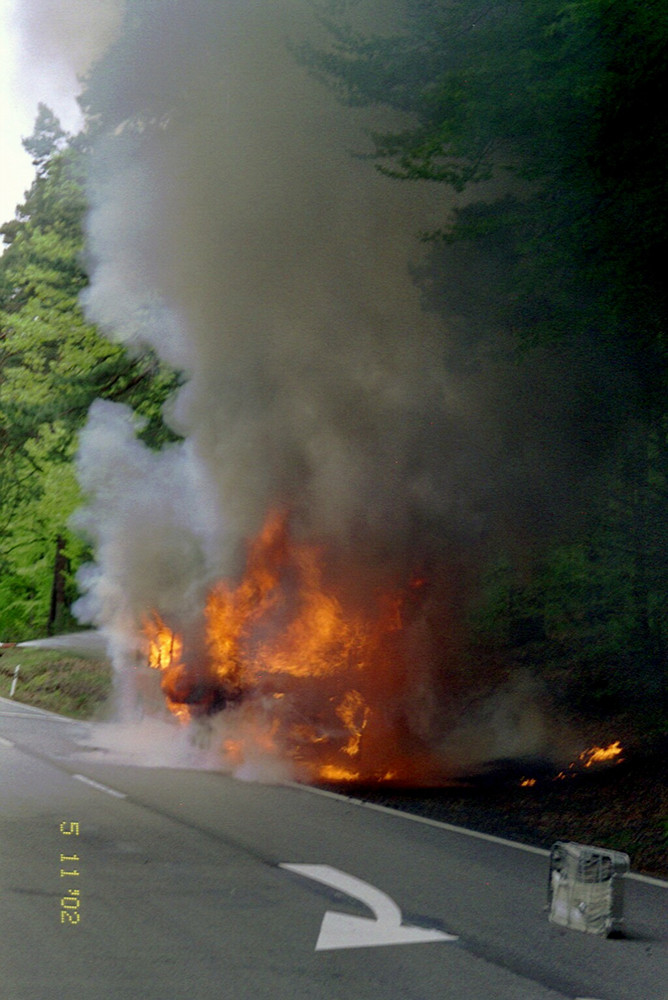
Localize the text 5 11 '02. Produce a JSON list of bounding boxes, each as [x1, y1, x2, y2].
[[59, 821, 80, 925]]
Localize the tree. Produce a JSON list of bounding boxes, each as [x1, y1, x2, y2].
[[300, 0, 668, 403], [302, 1, 668, 729], [21, 102, 68, 175], [0, 109, 180, 638]]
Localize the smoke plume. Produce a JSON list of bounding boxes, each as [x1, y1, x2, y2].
[[41, 0, 604, 774], [76, 1, 472, 610]]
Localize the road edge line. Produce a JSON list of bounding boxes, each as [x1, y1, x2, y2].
[[289, 782, 668, 888], [0, 695, 81, 722]]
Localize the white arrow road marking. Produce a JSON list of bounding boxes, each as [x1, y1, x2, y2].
[[280, 863, 458, 951]]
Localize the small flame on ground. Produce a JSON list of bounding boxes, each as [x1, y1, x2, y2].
[[522, 740, 624, 786], [578, 740, 624, 767]]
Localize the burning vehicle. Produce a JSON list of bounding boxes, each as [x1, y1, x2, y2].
[[66, 1, 630, 792], [141, 509, 449, 784], [135, 508, 626, 786]]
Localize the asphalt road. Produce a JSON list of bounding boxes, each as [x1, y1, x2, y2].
[[1, 696, 666, 1000]]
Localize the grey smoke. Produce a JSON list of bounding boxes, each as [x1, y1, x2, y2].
[[19, 0, 606, 768], [76, 0, 474, 631]]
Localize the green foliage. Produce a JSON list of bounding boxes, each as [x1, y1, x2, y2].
[[21, 102, 68, 175], [301, 1, 602, 182], [0, 108, 180, 638], [470, 422, 668, 724]]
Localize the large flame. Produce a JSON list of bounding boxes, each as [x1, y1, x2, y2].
[[143, 510, 438, 783]]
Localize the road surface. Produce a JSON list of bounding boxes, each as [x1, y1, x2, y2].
[[1, 696, 666, 999]]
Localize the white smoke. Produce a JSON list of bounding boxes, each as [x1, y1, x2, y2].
[[73, 399, 221, 628]]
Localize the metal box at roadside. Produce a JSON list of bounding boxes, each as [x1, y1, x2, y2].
[[548, 841, 630, 936]]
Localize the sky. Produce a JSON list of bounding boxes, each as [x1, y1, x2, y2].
[[0, 0, 97, 228], [0, 0, 35, 225]]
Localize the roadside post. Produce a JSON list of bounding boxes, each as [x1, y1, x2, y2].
[[9, 664, 20, 698]]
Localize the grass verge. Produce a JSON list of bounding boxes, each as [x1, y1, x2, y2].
[[0, 644, 112, 719]]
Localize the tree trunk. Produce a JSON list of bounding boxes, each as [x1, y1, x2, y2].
[[47, 535, 69, 635]]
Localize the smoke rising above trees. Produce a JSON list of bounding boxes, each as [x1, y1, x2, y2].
[[1, 0, 666, 739]]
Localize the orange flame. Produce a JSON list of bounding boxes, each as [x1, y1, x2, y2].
[[549, 740, 625, 783], [146, 615, 183, 671], [319, 764, 361, 782], [336, 689, 370, 757], [142, 509, 439, 784], [577, 740, 623, 767], [205, 511, 365, 685]]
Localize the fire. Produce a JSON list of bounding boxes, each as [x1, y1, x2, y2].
[[166, 701, 191, 724], [142, 509, 438, 784], [336, 689, 370, 757], [519, 740, 624, 787], [147, 617, 183, 671], [577, 741, 624, 767], [319, 765, 361, 782], [204, 511, 365, 685], [143, 517, 628, 790], [549, 740, 625, 783]]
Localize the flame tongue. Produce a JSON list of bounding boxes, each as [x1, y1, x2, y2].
[[578, 741, 624, 767], [147, 620, 183, 672], [143, 510, 436, 783], [206, 510, 365, 684]]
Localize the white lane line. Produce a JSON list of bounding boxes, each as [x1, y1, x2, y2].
[[72, 774, 126, 798], [293, 783, 668, 888], [0, 736, 14, 747], [0, 696, 54, 712]]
